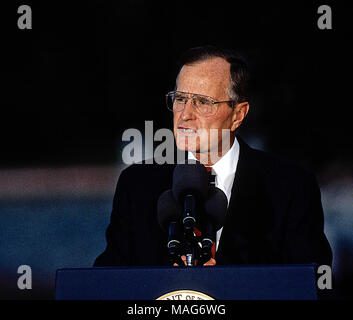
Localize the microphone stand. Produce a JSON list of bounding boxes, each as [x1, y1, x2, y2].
[[183, 228, 199, 266], [167, 222, 184, 266], [197, 221, 215, 266], [182, 195, 199, 267]]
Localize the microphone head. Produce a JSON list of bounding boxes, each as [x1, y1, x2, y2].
[[204, 186, 228, 231], [172, 160, 209, 203], [157, 189, 182, 231]]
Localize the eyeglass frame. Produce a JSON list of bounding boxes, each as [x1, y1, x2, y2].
[[165, 90, 237, 115]]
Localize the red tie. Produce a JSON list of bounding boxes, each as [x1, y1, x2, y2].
[[193, 226, 216, 259], [193, 166, 216, 259]]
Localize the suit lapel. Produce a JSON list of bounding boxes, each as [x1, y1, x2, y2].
[[215, 136, 274, 264]]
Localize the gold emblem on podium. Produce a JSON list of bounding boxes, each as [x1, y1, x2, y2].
[[156, 290, 214, 300]]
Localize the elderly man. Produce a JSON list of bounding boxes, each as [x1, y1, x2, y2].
[[94, 46, 332, 267]]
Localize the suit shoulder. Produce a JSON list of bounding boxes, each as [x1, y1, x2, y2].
[[249, 147, 315, 182], [122, 162, 175, 175], [118, 162, 175, 186]]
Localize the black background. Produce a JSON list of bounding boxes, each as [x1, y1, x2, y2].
[[0, 0, 352, 300], [1, 1, 352, 171]]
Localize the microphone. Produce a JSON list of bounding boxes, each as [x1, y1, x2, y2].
[[198, 186, 228, 264], [172, 160, 209, 266], [172, 160, 209, 230], [157, 189, 183, 265]]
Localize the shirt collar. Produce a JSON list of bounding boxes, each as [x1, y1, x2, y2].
[[187, 136, 240, 181]]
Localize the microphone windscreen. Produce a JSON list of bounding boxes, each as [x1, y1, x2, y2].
[[157, 189, 182, 231], [172, 160, 209, 202], [204, 186, 228, 231]]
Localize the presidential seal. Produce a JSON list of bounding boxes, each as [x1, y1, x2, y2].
[[156, 290, 214, 300]]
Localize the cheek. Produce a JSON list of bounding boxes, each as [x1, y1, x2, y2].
[[173, 112, 179, 129], [197, 116, 213, 130], [199, 117, 224, 131], [210, 110, 233, 129]]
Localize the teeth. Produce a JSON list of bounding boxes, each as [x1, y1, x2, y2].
[[182, 129, 195, 133]]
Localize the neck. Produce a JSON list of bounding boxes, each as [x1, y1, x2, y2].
[[193, 134, 235, 166]]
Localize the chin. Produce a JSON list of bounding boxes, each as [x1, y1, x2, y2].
[[176, 141, 197, 152], [175, 136, 198, 152]]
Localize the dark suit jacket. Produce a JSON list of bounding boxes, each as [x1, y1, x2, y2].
[[94, 136, 332, 267]]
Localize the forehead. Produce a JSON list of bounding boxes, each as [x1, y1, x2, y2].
[[177, 57, 230, 97]]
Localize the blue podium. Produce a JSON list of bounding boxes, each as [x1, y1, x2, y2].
[[55, 264, 318, 300]]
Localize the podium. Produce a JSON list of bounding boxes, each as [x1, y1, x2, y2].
[[55, 264, 317, 300]]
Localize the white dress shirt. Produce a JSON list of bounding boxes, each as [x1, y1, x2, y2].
[[188, 137, 240, 252]]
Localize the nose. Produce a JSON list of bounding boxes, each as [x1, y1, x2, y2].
[[180, 98, 196, 121]]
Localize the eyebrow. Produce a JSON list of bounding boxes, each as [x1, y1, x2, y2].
[[174, 91, 219, 101]]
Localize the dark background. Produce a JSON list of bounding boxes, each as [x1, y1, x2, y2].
[[0, 1, 352, 299]]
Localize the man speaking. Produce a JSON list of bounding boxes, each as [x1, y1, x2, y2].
[[94, 46, 332, 267]]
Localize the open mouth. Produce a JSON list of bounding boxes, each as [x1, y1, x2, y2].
[[177, 127, 197, 135]]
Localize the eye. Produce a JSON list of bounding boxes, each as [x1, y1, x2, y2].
[[174, 94, 187, 102], [197, 97, 210, 105]]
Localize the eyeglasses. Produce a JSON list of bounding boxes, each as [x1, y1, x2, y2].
[[165, 91, 236, 117]]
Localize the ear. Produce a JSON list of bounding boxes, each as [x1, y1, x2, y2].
[[231, 102, 249, 132]]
